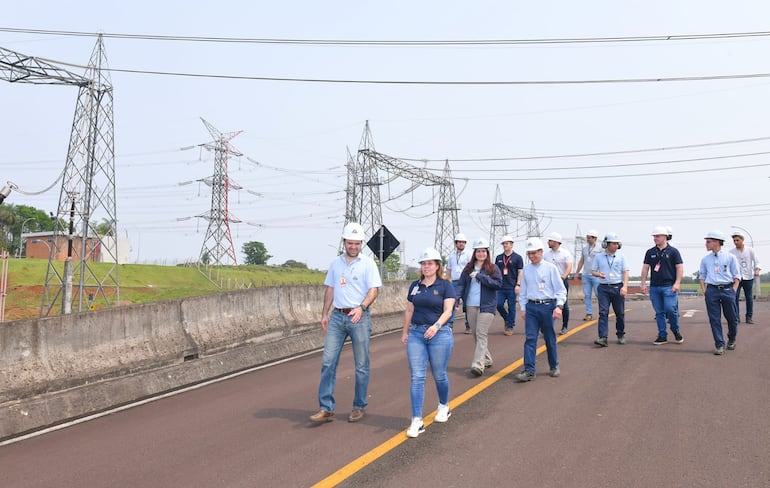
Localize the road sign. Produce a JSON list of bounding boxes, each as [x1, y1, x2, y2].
[[367, 225, 400, 262]]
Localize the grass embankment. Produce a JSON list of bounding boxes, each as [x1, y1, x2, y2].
[[3, 259, 326, 321]]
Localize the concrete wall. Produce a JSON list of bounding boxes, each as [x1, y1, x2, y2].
[[0, 281, 409, 441]]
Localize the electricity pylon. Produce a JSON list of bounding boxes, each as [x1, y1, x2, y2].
[[490, 185, 542, 254], [196, 118, 242, 266], [1, 36, 120, 316]]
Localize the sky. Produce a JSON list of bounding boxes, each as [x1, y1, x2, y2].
[[2, 1, 770, 276]]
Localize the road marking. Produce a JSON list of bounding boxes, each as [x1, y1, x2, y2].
[[682, 309, 697, 318], [311, 315, 603, 487]]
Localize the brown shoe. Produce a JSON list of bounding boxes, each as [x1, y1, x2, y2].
[[309, 410, 335, 422], [348, 409, 365, 423], [503, 328, 513, 336], [583, 314, 593, 321]]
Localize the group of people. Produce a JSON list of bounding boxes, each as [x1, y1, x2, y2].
[[308, 222, 761, 438]]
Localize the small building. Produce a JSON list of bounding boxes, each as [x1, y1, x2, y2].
[[23, 231, 99, 262]]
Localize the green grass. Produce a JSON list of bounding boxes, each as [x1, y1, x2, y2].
[[4, 258, 327, 319]]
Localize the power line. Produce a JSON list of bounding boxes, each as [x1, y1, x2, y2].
[[5, 26, 770, 46]]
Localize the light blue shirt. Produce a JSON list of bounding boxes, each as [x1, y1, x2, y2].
[[699, 250, 740, 285], [324, 253, 382, 309], [466, 275, 481, 306], [591, 251, 630, 284], [447, 249, 471, 280], [518, 261, 567, 311]]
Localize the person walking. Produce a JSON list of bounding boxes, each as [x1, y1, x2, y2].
[[515, 237, 566, 382], [495, 235, 524, 336], [446, 233, 472, 334], [402, 247, 456, 438], [730, 230, 761, 324], [640, 226, 684, 345], [591, 233, 630, 346], [544, 232, 573, 335], [310, 222, 382, 423], [699, 230, 741, 355], [455, 237, 502, 377], [574, 229, 601, 321]]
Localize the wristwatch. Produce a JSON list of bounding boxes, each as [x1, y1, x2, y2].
[[360, 303, 368, 312], [556, 304, 564, 310]]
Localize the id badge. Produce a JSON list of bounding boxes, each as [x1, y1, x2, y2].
[[503, 268, 509, 276], [609, 272, 617, 279], [654, 263, 661, 272], [538, 282, 545, 292], [714, 266, 721, 275], [340, 276, 347, 286], [410, 286, 419, 296]]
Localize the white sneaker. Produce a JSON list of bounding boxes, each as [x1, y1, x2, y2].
[[406, 417, 425, 438], [435, 403, 451, 423]]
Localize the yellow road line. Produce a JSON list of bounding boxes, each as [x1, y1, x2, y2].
[[312, 316, 603, 488]]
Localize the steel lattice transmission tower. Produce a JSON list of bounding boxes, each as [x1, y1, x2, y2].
[[196, 118, 242, 266], [0, 36, 122, 316], [435, 160, 460, 258], [490, 185, 543, 255], [351, 121, 383, 240]]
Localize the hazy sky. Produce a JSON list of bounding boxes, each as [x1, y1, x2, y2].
[[2, 1, 770, 275]]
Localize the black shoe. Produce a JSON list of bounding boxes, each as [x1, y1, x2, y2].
[[515, 370, 536, 382], [673, 332, 684, 344], [470, 367, 483, 377], [594, 337, 608, 347], [726, 340, 736, 350], [653, 336, 668, 345]]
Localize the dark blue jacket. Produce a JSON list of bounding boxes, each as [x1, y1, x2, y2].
[[455, 266, 503, 314]]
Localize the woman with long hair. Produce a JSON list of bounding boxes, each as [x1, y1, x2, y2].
[[402, 247, 456, 438], [456, 238, 502, 377]]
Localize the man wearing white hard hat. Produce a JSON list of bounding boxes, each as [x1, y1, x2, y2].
[[730, 231, 761, 324], [641, 226, 684, 345], [495, 235, 524, 336], [544, 232, 573, 335], [515, 237, 566, 382], [454, 237, 502, 377], [311, 222, 382, 423], [590, 233, 630, 346], [574, 229, 601, 321], [446, 232, 472, 334], [699, 230, 740, 355]]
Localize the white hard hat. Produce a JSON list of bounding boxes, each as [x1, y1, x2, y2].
[[604, 232, 621, 243], [500, 235, 514, 244], [704, 230, 726, 241], [651, 226, 668, 236], [586, 229, 599, 238], [417, 247, 442, 263], [342, 222, 365, 241], [472, 237, 490, 249], [454, 233, 468, 242], [665, 226, 673, 238], [525, 237, 544, 252], [731, 230, 744, 238], [546, 232, 562, 243]]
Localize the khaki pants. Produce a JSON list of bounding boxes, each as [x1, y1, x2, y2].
[[466, 306, 493, 371]]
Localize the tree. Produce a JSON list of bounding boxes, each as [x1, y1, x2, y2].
[[282, 259, 308, 269], [243, 241, 272, 265], [385, 252, 401, 274]]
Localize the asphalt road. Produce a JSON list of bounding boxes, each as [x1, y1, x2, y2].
[[1, 297, 769, 488]]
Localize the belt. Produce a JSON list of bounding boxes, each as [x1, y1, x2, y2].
[[528, 299, 554, 304], [335, 307, 355, 314], [707, 284, 732, 290], [599, 283, 623, 287]]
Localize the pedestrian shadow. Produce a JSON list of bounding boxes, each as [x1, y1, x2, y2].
[[252, 407, 406, 432]]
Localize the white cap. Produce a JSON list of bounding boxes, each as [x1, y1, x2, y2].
[[731, 230, 744, 238], [454, 233, 467, 242], [546, 232, 562, 243], [586, 229, 599, 238], [500, 235, 514, 244], [342, 222, 365, 240], [525, 237, 544, 252], [417, 247, 442, 263], [651, 226, 668, 236], [704, 230, 726, 241], [472, 237, 490, 249], [604, 232, 621, 243]]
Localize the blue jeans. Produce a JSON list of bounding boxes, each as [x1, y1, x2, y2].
[[581, 274, 599, 315], [735, 279, 754, 319], [407, 324, 454, 418], [649, 285, 680, 338], [318, 309, 372, 412], [452, 279, 470, 328], [497, 288, 516, 329], [523, 302, 558, 374], [597, 284, 625, 338], [705, 286, 738, 348]]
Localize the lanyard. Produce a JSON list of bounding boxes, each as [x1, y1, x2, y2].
[[502, 254, 512, 268]]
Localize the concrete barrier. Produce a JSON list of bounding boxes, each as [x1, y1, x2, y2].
[[0, 280, 409, 441]]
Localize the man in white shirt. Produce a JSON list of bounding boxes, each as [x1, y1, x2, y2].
[[543, 232, 573, 335], [446, 232, 472, 333], [730, 231, 761, 324]]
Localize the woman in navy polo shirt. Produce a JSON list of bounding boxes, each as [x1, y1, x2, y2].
[[402, 247, 456, 438]]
